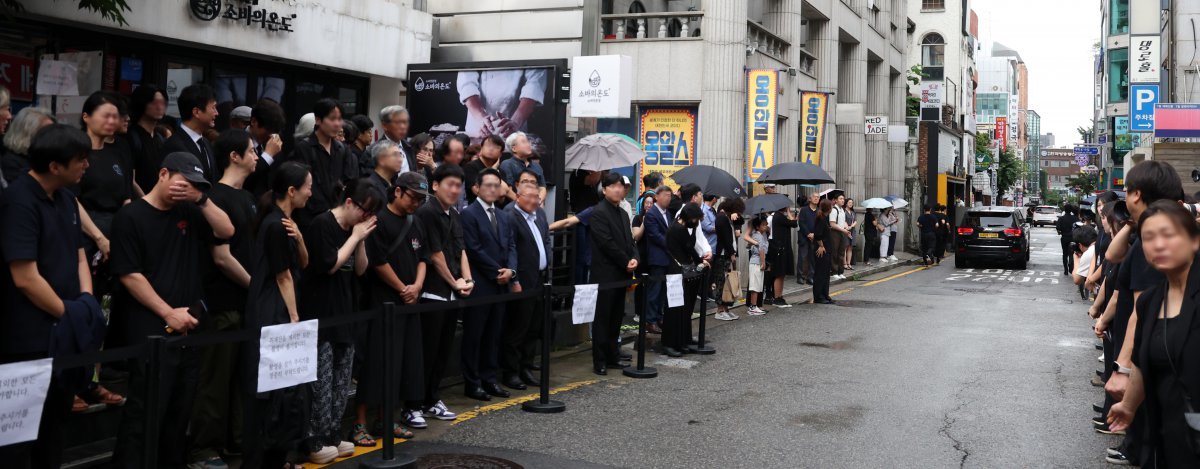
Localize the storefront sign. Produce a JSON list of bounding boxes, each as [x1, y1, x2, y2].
[[569, 55, 632, 118], [799, 91, 830, 165], [746, 69, 777, 182], [35, 60, 78, 96], [1115, 116, 1132, 150], [640, 107, 697, 188], [189, 0, 297, 33], [1130, 84, 1158, 132], [1154, 103, 1200, 138], [920, 82, 943, 108], [995, 117, 1007, 151], [0, 53, 35, 101], [1130, 36, 1160, 83], [865, 115, 887, 135]]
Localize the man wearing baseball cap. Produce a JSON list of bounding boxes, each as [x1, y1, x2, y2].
[[109, 151, 234, 468]]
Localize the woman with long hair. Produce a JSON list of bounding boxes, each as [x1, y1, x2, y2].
[[714, 198, 744, 320], [812, 199, 835, 304], [1108, 200, 1200, 468], [661, 204, 708, 356], [242, 161, 312, 468], [843, 198, 858, 270]]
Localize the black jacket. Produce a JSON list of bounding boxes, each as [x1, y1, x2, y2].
[[666, 223, 703, 275], [1056, 213, 1078, 237], [715, 213, 735, 259], [505, 204, 550, 289], [161, 125, 219, 185], [589, 200, 639, 283], [285, 135, 357, 225]]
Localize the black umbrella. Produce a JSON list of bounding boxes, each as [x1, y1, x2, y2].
[[744, 193, 792, 216], [670, 165, 745, 199], [756, 161, 834, 185]]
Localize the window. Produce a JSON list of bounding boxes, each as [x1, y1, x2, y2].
[[1108, 48, 1129, 103], [1110, 0, 1129, 35], [922, 0, 945, 10], [921, 33, 945, 67]]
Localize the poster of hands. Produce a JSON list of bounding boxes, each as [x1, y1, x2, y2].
[[407, 64, 561, 176]]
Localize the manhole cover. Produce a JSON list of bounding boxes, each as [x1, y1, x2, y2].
[[830, 300, 910, 308], [419, 453, 524, 469]]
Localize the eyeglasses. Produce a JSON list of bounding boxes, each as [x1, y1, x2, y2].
[[405, 190, 427, 203]]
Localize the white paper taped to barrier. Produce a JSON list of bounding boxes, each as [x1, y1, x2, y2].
[[257, 320, 318, 393], [572, 284, 598, 324], [0, 358, 53, 446]]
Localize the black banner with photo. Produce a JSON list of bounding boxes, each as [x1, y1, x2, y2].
[[406, 60, 566, 184]]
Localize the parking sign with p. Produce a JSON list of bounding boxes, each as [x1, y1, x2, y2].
[[1131, 84, 1159, 132]]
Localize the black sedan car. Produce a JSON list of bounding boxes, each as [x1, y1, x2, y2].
[[954, 206, 1031, 269]]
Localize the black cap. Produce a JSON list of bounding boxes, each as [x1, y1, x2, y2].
[[395, 171, 430, 196], [160, 152, 211, 190]]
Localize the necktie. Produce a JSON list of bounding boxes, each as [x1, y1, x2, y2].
[[197, 140, 213, 177], [487, 207, 498, 235]]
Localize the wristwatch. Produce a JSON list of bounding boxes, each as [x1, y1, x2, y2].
[[1115, 362, 1132, 375], [196, 194, 209, 207]]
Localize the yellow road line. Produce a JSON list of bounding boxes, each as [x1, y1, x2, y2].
[[452, 379, 600, 425], [859, 266, 929, 286]]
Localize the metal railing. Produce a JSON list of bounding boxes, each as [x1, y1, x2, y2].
[[600, 11, 704, 41], [746, 21, 791, 66]]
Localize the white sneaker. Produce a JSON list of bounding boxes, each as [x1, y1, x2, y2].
[[423, 400, 458, 421], [714, 311, 736, 321], [308, 446, 339, 464], [1098, 354, 1105, 362], [401, 409, 427, 429], [725, 311, 740, 320], [336, 441, 355, 457], [888, 255, 899, 261], [748, 306, 767, 316]]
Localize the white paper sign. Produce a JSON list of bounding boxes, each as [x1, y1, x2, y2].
[[35, 60, 78, 96], [865, 115, 887, 135], [257, 320, 318, 393], [569, 55, 633, 118], [666, 274, 684, 308], [572, 284, 598, 324], [0, 358, 53, 446], [1130, 36, 1160, 83]]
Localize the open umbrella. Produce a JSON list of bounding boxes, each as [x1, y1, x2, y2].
[[885, 196, 909, 209], [670, 165, 745, 199], [861, 198, 892, 209], [744, 193, 791, 216], [564, 133, 644, 171], [755, 161, 835, 185]]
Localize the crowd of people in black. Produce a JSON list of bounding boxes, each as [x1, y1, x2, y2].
[[1062, 160, 1200, 468]]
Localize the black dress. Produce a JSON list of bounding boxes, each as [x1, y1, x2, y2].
[[663, 223, 702, 351], [811, 216, 833, 302], [1134, 280, 1200, 469]]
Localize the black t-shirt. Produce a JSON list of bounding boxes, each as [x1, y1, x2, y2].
[[568, 172, 601, 213], [1116, 237, 1165, 328], [129, 125, 165, 192], [917, 213, 938, 234], [415, 201, 464, 300], [76, 140, 136, 214], [299, 211, 355, 343], [203, 183, 257, 312], [366, 207, 427, 304], [0, 175, 84, 354], [244, 206, 300, 329], [109, 199, 212, 345]]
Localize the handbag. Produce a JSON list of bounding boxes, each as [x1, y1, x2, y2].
[[1158, 295, 1200, 455], [722, 270, 742, 303]]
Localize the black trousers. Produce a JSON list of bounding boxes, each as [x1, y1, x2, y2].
[[190, 309, 243, 462], [502, 292, 543, 377], [813, 249, 832, 301], [592, 287, 627, 366], [114, 345, 200, 469], [662, 276, 700, 351], [461, 295, 505, 388], [0, 352, 72, 469], [796, 239, 812, 279], [418, 299, 458, 407], [920, 232, 937, 261], [1060, 236, 1074, 274]]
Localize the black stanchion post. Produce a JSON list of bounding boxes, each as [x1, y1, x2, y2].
[[361, 303, 417, 469], [142, 335, 165, 468], [523, 283, 565, 413], [690, 270, 715, 355], [624, 275, 657, 378]]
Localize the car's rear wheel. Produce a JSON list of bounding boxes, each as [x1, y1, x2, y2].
[[955, 256, 967, 268], [1015, 257, 1027, 270]]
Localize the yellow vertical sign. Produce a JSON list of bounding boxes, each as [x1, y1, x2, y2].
[[799, 91, 829, 165], [746, 69, 777, 182], [640, 107, 697, 189]]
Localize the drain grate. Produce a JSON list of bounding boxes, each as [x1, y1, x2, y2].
[[419, 453, 525, 468]]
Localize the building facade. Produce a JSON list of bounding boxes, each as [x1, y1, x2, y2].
[[1026, 109, 1041, 194], [1040, 148, 1080, 193], [975, 40, 1028, 202]]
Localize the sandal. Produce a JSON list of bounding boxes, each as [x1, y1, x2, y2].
[[92, 385, 126, 406], [72, 395, 89, 412], [391, 423, 414, 439], [350, 424, 376, 447]]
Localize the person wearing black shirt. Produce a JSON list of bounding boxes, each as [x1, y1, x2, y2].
[[77, 92, 139, 274], [241, 161, 312, 469], [714, 198, 743, 319], [662, 204, 707, 356], [286, 99, 357, 227], [568, 168, 604, 213], [297, 178, 381, 462], [589, 173, 640, 375], [365, 139, 403, 202], [189, 129, 259, 468], [359, 172, 435, 439], [245, 99, 286, 197], [500, 182, 550, 390], [161, 84, 220, 187], [349, 114, 375, 178], [109, 152, 234, 469], [1056, 205, 1079, 275], [462, 135, 504, 204], [917, 205, 939, 266], [415, 164, 474, 409], [0, 124, 95, 469], [128, 85, 168, 192], [812, 199, 835, 304], [934, 205, 950, 265]]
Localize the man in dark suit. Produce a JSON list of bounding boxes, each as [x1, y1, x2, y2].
[[459, 167, 518, 400], [160, 84, 220, 186], [643, 185, 673, 333], [374, 105, 421, 174], [245, 99, 286, 196], [589, 173, 639, 375], [500, 182, 549, 390]]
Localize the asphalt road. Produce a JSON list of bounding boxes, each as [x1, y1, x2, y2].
[[352, 227, 1113, 468]]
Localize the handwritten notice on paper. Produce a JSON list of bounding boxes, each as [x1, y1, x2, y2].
[[0, 358, 53, 446], [257, 320, 318, 393], [572, 284, 599, 325], [667, 274, 684, 308], [35, 60, 78, 96]]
